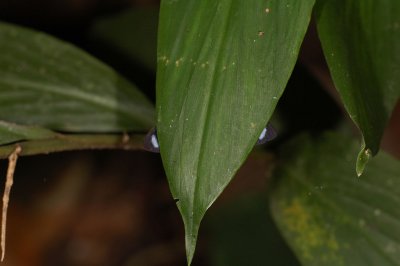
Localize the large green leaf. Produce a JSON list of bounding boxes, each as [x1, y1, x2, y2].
[[315, 0, 400, 175], [156, 0, 315, 263], [0, 22, 155, 132], [270, 133, 400, 265]]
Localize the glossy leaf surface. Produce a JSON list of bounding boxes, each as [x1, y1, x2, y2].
[[156, 0, 315, 263], [271, 133, 400, 265], [315, 0, 400, 175], [0, 22, 155, 133]]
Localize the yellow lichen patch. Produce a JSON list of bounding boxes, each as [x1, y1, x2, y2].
[[157, 55, 167, 61], [280, 197, 341, 264], [175, 57, 184, 67]]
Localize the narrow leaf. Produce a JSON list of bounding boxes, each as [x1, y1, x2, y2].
[[0, 120, 56, 145], [315, 0, 400, 175], [0, 133, 145, 159], [157, 0, 315, 263], [270, 133, 400, 265], [0, 22, 155, 132]]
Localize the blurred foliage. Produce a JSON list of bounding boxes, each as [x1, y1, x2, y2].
[[0, 22, 155, 133], [90, 8, 158, 71], [205, 193, 299, 266], [271, 133, 400, 265]]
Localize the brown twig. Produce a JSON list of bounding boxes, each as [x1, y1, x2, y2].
[[1, 145, 22, 261]]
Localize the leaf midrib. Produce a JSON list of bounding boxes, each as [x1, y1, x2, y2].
[[191, 1, 235, 217]]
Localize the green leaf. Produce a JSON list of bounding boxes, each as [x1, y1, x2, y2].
[[0, 22, 155, 133], [156, 0, 315, 263], [315, 0, 400, 175], [90, 8, 159, 71], [270, 132, 400, 265], [0, 132, 145, 159], [0, 120, 56, 145]]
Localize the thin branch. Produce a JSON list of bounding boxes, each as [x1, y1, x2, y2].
[[1, 145, 22, 261]]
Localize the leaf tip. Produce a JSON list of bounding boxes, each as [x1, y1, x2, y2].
[[184, 224, 198, 265], [356, 146, 372, 177], [181, 209, 206, 265]]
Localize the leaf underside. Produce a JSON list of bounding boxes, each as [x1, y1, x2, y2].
[[156, 0, 315, 263]]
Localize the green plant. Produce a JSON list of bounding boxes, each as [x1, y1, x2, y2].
[[0, 0, 399, 265]]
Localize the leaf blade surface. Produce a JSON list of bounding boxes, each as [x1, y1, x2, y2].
[[157, 0, 315, 262]]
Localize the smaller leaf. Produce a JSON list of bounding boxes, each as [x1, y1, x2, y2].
[[315, 0, 400, 175], [270, 132, 400, 265], [0, 132, 145, 159], [0, 120, 56, 145]]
